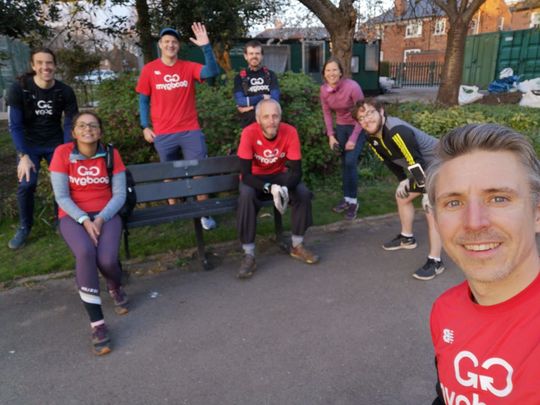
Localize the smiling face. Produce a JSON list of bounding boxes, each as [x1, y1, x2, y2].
[[31, 52, 56, 84], [72, 113, 102, 146], [244, 46, 263, 70], [323, 61, 342, 87], [433, 149, 540, 288], [355, 104, 384, 136], [159, 34, 180, 62]]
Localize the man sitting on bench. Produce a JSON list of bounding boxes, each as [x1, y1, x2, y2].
[[236, 99, 319, 279]]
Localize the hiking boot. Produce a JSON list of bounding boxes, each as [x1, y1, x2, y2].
[[332, 199, 349, 213], [201, 216, 217, 231], [91, 324, 111, 356], [290, 244, 319, 264], [237, 254, 256, 279], [8, 227, 30, 250], [382, 234, 417, 251], [345, 203, 358, 220], [109, 287, 129, 315], [413, 258, 445, 281]]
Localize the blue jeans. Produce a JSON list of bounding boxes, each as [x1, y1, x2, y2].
[[335, 124, 366, 199], [16, 145, 57, 229]]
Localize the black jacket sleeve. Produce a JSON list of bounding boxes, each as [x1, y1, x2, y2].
[[239, 158, 265, 190]]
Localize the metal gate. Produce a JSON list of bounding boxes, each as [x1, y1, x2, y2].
[[388, 61, 443, 87]]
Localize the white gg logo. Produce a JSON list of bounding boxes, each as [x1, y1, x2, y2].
[[77, 166, 100, 176], [164, 74, 180, 82], [454, 351, 513, 398]]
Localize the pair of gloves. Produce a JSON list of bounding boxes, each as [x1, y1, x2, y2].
[[270, 184, 289, 215], [396, 179, 430, 212]]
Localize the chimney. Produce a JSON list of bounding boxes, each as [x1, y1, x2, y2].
[[395, 0, 408, 18]]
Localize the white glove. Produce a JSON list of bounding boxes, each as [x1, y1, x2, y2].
[[421, 193, 431, 213], [396, 179, 410, 199], [271, 184, 289, 215]]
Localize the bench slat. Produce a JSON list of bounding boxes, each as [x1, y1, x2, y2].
[[134, 174, 240, 203], [127, 155, 241, 183]]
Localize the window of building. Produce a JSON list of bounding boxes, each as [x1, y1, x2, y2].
[[498, 17, 505, 31], [405, 21, 423, 38], [403, 49, 421, 62], [433, 19, 446, 35], [469, 18, 479, 35], [531, 12, 540, 28]]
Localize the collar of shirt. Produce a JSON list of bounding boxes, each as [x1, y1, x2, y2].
[[69, 142, 107, 161]]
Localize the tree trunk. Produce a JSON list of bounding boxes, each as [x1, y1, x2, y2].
[[436, 20, 468, 105], [135, 0, 155, 64], [297, 0, 357, 78], [213, 42, 232, 73]]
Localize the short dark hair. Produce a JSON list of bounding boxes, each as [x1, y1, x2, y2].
[[244, 40, 263, 54], [351, 98, 385, 121], [30, 47, 57, 65]]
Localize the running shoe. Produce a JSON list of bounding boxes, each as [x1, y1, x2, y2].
[[109, 287, 129, 315], [91, 324, 111, 356], [290, 244, 320, 264], [332, 200, 349, 213], [345, 203, 358, 220], [382, 234, 417, 250], [237, 254, 256, 279], [201, 216, 217, 231], [8, 227, 29, 250], [413, 258, 445, 281]]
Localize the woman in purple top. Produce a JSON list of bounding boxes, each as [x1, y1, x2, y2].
[[320, 58, 365, 220]]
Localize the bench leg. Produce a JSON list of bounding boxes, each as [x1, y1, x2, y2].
[[273, 207, 288, 252], [193, 218, 212, 271], [123, 228, 131, 259]]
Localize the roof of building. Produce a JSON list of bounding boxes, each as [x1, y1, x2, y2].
[[369, 0, 445, 24], [509, 0, 540, 11], [255, 27, 329, 40]]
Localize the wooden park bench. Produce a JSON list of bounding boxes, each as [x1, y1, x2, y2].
[[124, 155, 283, 270]]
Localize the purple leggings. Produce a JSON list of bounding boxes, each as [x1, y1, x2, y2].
[[59, 214, 123, 299]]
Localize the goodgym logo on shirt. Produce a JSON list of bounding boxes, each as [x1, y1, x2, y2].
[[248, 76, 270, 93], [35, 100, 53, 116], [254, 148, 285, 165], [440, 350, 514, 404], [69, 165, 109, 186], [155, 73, 188, 90]]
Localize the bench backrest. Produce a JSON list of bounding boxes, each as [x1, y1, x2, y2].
[[127, 155, 242, 203]]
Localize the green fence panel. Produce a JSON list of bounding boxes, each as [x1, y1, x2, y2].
[[463, 32, 500, 88]]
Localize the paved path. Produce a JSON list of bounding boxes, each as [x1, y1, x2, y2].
[[0, 214, 464, 405]]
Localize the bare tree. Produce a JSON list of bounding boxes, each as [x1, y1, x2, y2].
[[296, 0, 358, 77], [433, 0, 486, 105]]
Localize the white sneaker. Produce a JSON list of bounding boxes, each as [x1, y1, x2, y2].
[[201, 216, 217, 231]]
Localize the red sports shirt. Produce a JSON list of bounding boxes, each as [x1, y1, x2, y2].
[[49, 143, 126, 218], [136, 58, 202, 135], [237, 122, 302, 176], [430, 274, 540, 404]]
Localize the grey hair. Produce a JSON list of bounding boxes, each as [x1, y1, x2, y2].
[[255, 98, 282, 119], [426, 123, 540, 208]]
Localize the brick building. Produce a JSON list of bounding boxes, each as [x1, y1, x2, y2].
[[367, 0, 540, 63]]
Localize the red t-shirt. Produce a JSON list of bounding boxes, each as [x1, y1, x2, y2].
[[49, 143, 126, 218], [135, 58, 203, 135], [430, 274, 540, 404], [237, 122, 302, 176]]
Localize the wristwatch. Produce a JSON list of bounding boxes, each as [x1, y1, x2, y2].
[[263, 182, 271, 194]]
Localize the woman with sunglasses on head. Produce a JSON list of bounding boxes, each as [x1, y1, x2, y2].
[[49, 112, 127, 356], [320, 58, 365, 220]]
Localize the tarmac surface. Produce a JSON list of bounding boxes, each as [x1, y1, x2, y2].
[[0, 213, 464, 405]]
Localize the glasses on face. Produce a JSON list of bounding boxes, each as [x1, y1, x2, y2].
[[357, 108, 378, 123], [75, 122, 100, 130]]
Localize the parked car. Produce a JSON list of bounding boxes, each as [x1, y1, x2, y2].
[[75, 69, 117, 84]]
